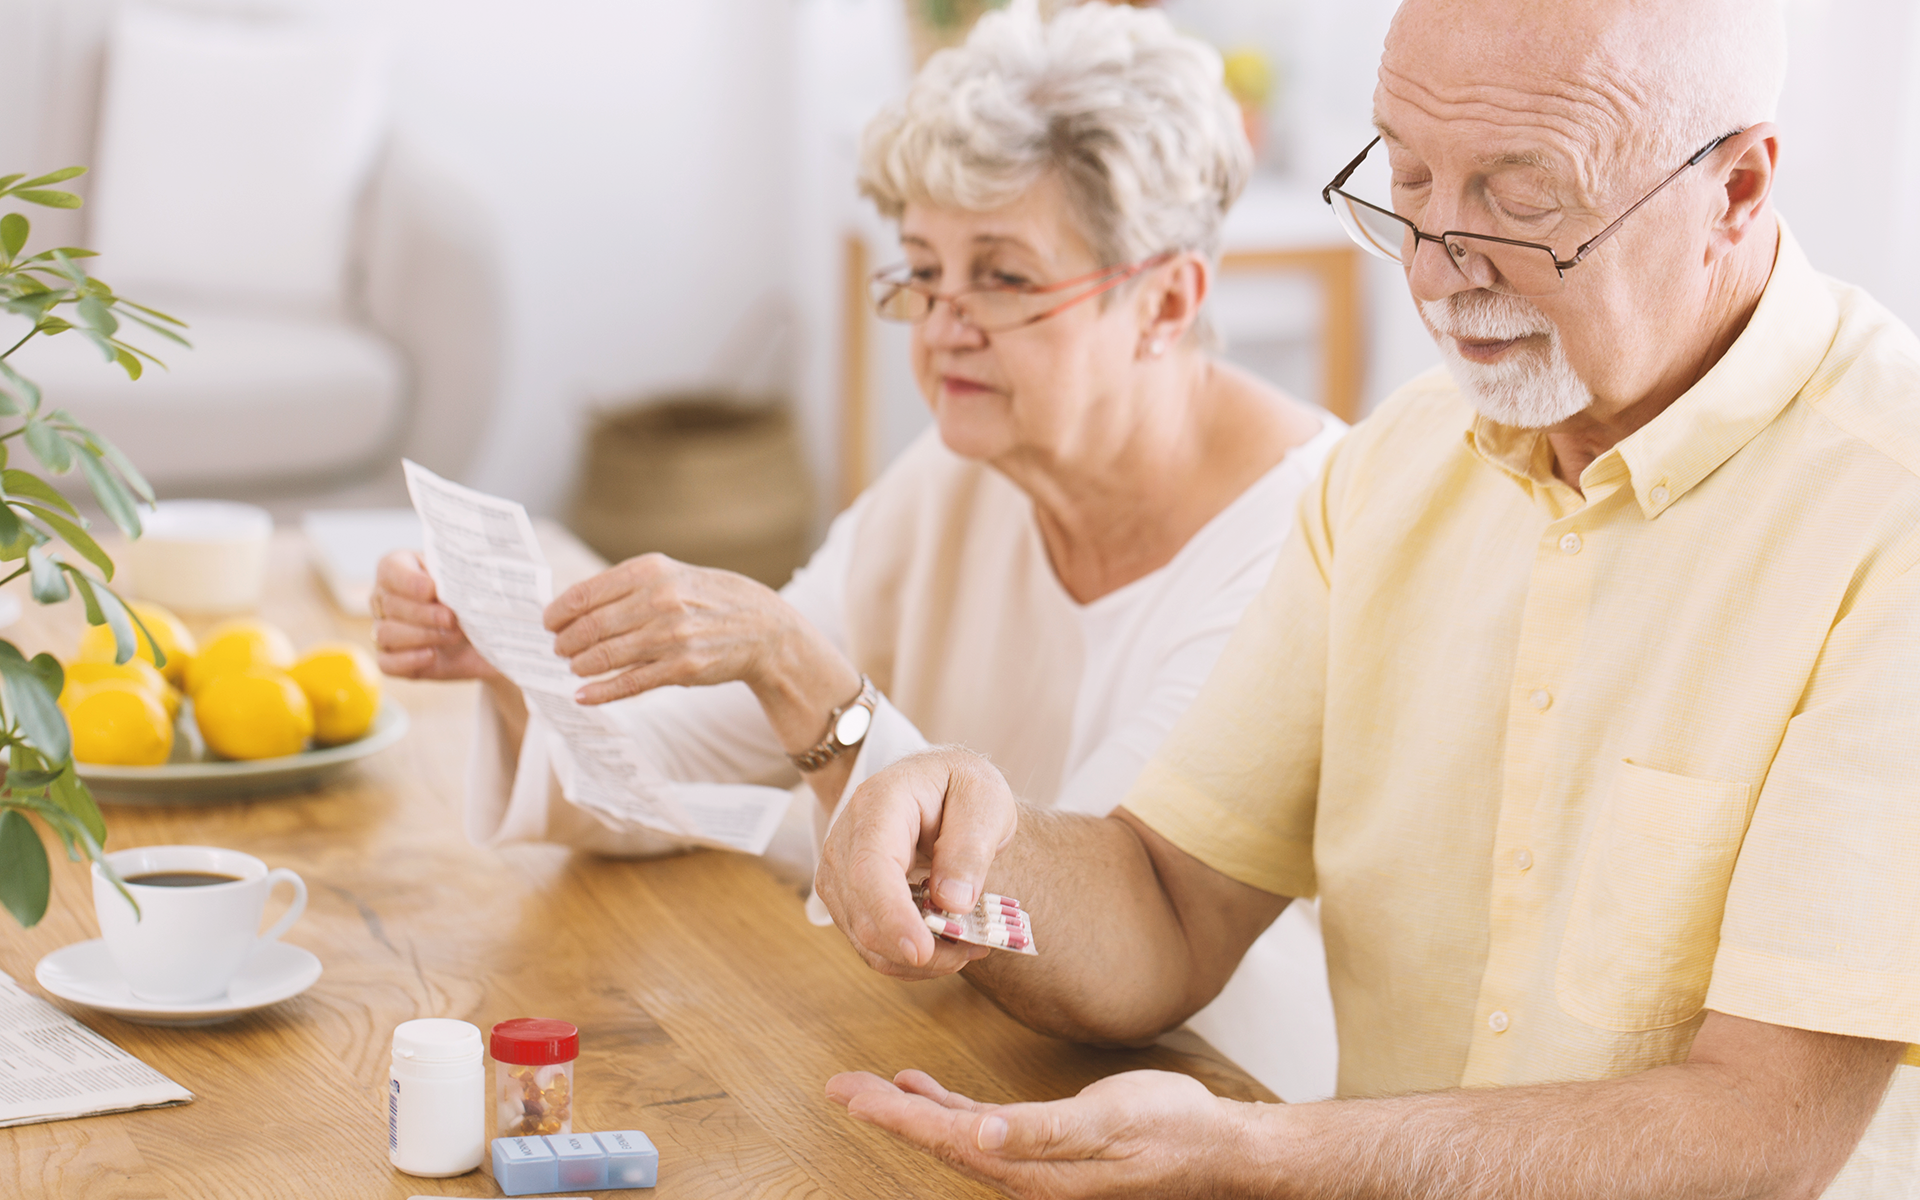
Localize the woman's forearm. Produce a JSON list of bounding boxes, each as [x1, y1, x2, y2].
[[747, 609, 865, 812]]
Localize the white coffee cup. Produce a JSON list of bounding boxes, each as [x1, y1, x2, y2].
[[92, 845, 307, 1004], [122, 500, 273, 614]]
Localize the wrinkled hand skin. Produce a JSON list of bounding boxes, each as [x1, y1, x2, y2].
[[827, 1068, 1253, 1200], [815, 749, 1012, 981], [370, 549, 501, 681], [542, 552, 800, 704]]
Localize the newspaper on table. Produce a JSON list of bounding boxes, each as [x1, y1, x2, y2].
[[403, 460, 789, 854], [0, 970, 191, 1127]]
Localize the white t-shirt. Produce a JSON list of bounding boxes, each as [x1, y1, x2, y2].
[[466, 416, 1346, 1102]]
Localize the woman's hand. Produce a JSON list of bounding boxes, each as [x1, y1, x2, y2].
[[371, 550, 503, 682], [543, 553, 845, 708]]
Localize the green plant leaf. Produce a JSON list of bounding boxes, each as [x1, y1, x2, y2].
[[111, 348, 142, 381], [26, 543, 67, 604], [94, 436, 155, 505], [0, 174, 23, 192], [47, 767, 105, 849], [12, 189, 81, 209], [2, 469, 77, 516], [76, 295, 117, 337], [119, 299, 186, 328], [0, 642, 70, 763], [24, 247, 97, 263], [34, 317, 72, 337], [47, 252, 88, 287], [5, 793, 81, 863], [0, 361, 40, 413], [0, 213, 26, 259], [0, 504, 21, 550], [118, 310, 190, 348], [24, 504, 111, 577], [94, 578, 140, 663], [4, 769, 60, 789], [26, 652, 61, 698], [23, 418, 71, 472], [66, 564, 105, 629], [75, 452, 141, 539], [0, 809, 51, 927], [14, 167, 85, 189]]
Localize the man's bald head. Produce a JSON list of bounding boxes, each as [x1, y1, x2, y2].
[[1384, 0, 1785, 176]]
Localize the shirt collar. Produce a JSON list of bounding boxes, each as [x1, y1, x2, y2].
[[1464, 218, 1840, 518]]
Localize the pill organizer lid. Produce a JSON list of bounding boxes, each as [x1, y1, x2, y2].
[[392, 1018, 482, 1063], [490, 1017, 580, 1064]]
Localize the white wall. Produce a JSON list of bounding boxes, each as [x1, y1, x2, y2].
[[287, 0, 798, 516]]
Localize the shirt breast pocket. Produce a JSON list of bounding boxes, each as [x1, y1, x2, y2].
[[1554, 759, 1755, 1032]]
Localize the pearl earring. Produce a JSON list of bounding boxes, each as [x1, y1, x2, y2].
[[1147, 338, 1167, 358]]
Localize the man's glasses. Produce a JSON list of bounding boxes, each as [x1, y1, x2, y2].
[[1321, 130, 1742, 297], [870, 251, 1175, 333]]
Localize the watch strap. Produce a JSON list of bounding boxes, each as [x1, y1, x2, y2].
[[789, 675, 877, 773]]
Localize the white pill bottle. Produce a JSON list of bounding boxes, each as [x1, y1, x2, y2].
[[389, 1018, 485, 1177]]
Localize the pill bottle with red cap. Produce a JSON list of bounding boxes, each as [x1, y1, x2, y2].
[[490, 1018, 579, 1139]]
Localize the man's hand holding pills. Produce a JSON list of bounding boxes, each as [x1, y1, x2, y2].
[[816, 747, 1018, 980]]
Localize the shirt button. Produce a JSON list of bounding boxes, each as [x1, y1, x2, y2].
[[1488, 1010, 1510, 1033], [1528, 689, 1552, 711], [1650, 484, 1671, 505], [1558, 532, 1582, 554], [1515, 848, 1533, 871]]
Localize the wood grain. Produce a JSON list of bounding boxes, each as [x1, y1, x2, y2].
[[0, 531, 1270, 1198]]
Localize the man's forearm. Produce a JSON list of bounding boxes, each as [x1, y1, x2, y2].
[[959, 807, 1205, 1045], [1239, 1025, 1902, 1200]]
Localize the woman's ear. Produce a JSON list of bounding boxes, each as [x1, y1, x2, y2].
[[1136, 253, 1209, 359]]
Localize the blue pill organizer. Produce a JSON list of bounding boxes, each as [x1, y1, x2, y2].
[[490, 1130, 658, 1195]]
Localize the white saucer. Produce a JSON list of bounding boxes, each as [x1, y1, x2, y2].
[[35, 939, 322, 1026]]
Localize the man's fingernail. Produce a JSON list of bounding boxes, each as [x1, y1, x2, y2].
[[898, 937, 921, 966], [936, 880, 973, 911], [977, 1116, 1008, 1151]]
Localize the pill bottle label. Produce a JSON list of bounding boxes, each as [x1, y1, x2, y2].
[[388, 1080, 400, 1152]]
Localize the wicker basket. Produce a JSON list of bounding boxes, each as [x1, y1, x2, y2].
[[566, 393, 815, 589]]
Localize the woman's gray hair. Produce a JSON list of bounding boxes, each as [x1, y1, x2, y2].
[[858, 0, 1253, 269]]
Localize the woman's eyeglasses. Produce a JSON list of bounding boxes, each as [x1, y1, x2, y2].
[[870, 251, 1175, 332]]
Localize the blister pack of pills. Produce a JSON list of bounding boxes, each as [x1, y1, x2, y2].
[[911, 883, 1037, 955]]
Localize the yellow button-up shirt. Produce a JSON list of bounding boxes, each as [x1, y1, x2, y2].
[[1127, 224, 1919, 1192]]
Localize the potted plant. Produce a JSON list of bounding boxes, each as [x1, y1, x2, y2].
[[0, 166, 186, 927]]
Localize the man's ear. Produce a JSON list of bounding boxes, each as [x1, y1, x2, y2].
[[1708, 122, 1779, 263]]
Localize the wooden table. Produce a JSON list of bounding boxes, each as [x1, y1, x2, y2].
[[0, 532, 1270, 1199]]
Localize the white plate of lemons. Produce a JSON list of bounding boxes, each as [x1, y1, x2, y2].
[[64, 602, 409, 804]]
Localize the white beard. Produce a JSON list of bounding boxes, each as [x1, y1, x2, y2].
[[1419, 293, 1592, 428]]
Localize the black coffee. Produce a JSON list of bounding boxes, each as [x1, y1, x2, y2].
[[126, 871, 242, 888]]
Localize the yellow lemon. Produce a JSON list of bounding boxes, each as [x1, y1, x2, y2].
[[183, 619, 296, 697], [60, 658, 181, 720], [288, 642, 381, 746], [66, 681, 174, 767], [77, 601, 198, 690], [192, 668, 313, 760]]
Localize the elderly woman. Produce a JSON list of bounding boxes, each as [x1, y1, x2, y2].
[[374, 2, 1339, 1099]]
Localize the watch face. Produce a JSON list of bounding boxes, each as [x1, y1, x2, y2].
[[834, 702, 873, 748]]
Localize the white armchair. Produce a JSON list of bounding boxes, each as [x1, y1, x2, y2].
[[0, 0, 502, 496]]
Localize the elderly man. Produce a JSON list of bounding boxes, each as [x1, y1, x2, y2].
[[814, 0, 1920, 1196]]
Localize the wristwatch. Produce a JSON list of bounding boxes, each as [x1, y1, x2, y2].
[[789, 675, 878, 772]]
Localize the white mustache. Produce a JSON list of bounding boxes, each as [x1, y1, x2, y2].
[[1419, 294, 1553, 342]]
